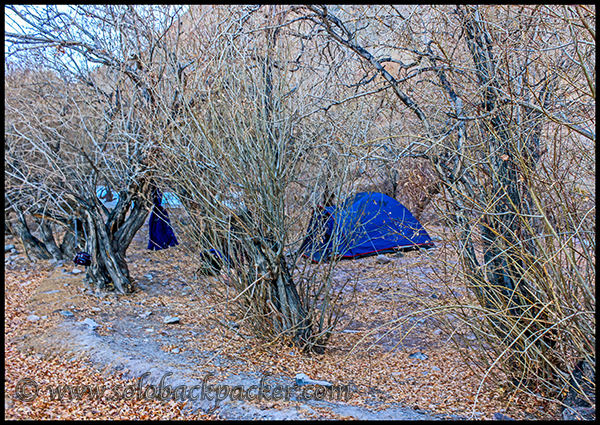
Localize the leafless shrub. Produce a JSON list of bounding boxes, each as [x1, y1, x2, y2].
[[303, 3, 595, 407]]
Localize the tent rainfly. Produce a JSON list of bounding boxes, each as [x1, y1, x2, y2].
[[300, 192, 434, 262]]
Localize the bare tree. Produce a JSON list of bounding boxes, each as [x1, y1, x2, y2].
[[300, 3, 595, 401], [5, 5, 188, 293], [153, 5, 376, 351]]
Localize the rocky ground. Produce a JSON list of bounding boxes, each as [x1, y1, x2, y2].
[[4, 223, 561, 420]]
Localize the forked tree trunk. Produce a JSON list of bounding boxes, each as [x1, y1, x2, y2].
[[85, 209, 132, 293], [250, 240, 313, 348], [82, 180, 153, 294]]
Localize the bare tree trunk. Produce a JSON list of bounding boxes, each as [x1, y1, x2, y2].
[[83, 179, 152, 294], [35, 218, 64, 261], [10, 208, 52, 261]]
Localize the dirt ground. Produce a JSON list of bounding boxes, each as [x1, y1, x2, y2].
[[4, 221, 560, 420]]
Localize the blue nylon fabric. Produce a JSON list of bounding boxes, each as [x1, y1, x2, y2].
[[147, 189, 179, 251], [302, 192, 433, 261]]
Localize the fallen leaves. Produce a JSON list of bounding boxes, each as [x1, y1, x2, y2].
[[4, 226, 561, 420]]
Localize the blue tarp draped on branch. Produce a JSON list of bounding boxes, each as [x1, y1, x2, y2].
[[300, 192, 434, 262], [147, 188, 179, 251]]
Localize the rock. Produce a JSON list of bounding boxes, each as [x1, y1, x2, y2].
[[295, 373, 333, 388], [145, 328, 154, 333], [163, 316, 180, 324], [60, 310, 74, 317], [432, 329, 442, 336], [10, 248, 19, 254], [27, 314, 40, 322], [48, 258, 57, 264], [492, 412, 515, 420], [562, 406, 595, 421], [144, 274, 153, 280], [409, 352, 428, 361], [72, 268, 83, 274], [81, 318, 101, 330], [376, 254, 392, 264], [5, 244, 15, 252], [172, 348, 180, 354], [431, 366, 441, 372]]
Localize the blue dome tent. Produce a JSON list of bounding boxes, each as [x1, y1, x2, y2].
[[300, 192, 434, 262]]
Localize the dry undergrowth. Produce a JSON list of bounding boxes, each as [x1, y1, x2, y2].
[[4, 228, 560, 420]]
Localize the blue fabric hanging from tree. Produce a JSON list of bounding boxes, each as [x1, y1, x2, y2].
[[147, 187, 179, 251]]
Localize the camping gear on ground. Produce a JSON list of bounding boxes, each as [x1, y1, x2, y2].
[[300, 191, 434, 262], [73, 251, 92, 266], [196, 248, 227, 276], [147, 188, 179, 251], [71, 214, 91, 266]]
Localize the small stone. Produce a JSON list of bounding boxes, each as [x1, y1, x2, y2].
[[163, 316, 180, 324], [10, 248, 19, 254], [91, 307, 101, 312], [376, 254, 392, 264], [81, 318, 101, 329], [144, 274, 153, 280], [27, 314, 40, 322], [493, 412, 516, 420], [72, 268, 83, 274], [409, 352, 429, 361], [5, 244, 15, 252], [145, 328, 154, 333], [60, 310, 74, 317], [172, 348, 180, 354], [432, 366, 441, 372], [295, 373, 333, 387], [433, 329, 442, 336]]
